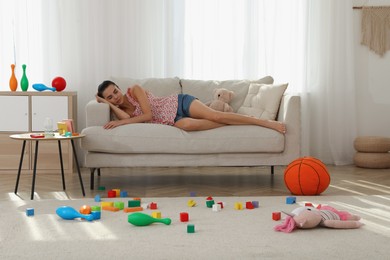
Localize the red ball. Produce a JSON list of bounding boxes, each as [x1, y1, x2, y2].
[[52, 76, 67, 92], [284, 157, 330, 195]]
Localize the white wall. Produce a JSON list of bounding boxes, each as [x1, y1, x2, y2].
[[353, 0, 390, 137]]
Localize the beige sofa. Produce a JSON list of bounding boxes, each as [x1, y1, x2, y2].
[[80, 76, 301, 189]]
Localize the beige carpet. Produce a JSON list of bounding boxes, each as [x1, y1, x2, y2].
[[0, 195, 389, 259]]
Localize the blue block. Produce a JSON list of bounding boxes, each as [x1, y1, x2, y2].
[[286, 196, 296, 204], [91, 211, 101, 220], [26, 208, 34, 216], [120, 191, 128, 197], [252, 201, 259, 208], [190, 192, 196, 197], [94, 195, 101, 202]]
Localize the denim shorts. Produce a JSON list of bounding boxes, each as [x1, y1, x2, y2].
[[174, 94, 197, 122]]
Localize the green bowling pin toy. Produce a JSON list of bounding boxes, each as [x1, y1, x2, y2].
[[128, 212, 171, 226], [20, 64, 29, 91]]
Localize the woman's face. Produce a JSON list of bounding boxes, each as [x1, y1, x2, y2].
[[102, 84, 124, 106]]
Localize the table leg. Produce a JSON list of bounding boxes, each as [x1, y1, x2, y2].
[[14, 140, 26, 194], [71, 139, 85, 196], [31, 140, 39, 200], [57, 140, 66, 190]]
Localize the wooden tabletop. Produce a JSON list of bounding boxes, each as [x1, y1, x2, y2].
[[10, 132, 85, 141]]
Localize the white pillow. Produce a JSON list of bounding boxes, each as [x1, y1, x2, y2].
[[237, 83, 288, 120]]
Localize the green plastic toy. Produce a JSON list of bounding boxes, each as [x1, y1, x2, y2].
[[128, 212, 171, 226], [20, 64, 29, 91]]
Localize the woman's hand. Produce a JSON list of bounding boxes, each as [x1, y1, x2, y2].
[[103, 120, 122, 129], [96, 94, 108, 104]]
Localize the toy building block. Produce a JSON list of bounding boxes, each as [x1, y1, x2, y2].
[[101, 201, 114, 208], [187, 224, 195, 233], [187, 199, 197, 207], [128, 200, 141, 208], [91, 211, 101, 220], [234, 202, 243, 210], [206, 196, 213, 201], [206, 200, 215, 208], [114, 201, 125, 210], [212, 204, 221, 212], [26, 208, 34, 216], [141, 203, 149, 210], [133, 197, 141, 201], [113, 189, 120, 197], [120, 191, 128, 197], [102, 206, 120, 212], [107, 190, 116, 198], [151, 211, 162, 219], [286, 196, 296, 204], [272, 212, 281, 221], [246, 201, 254, 210], [305, 202, 314, 207], [190, 192, 196, 197], [94, 195, 101, 202], [150, 202, 158, 210], [217, 202, 224, 209], [98, 186, 106, 191], [180, 212, 189, 222], [91, 206, 101, 212], [252, 201, 259, 208], [123, 207, 143, 213]]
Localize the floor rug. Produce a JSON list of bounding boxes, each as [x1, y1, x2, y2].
[[0, 195, 389, 259]]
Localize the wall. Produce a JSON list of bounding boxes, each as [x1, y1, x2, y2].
[[353, 0, 390, 137]]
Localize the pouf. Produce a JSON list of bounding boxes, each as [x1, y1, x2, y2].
[[354, 152, 390, 169], [284, 157, 330, 195], [354, 136, 390, 153], [353, 136, 390, 169]]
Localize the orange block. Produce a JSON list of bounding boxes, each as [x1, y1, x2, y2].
[[79, 205, 91, 214], [102, 206, 120, 212], [123, 207, 143, 213]]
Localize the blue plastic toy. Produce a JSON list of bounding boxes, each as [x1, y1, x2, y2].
[[56, 206, 94, 221], [32, 83, 56, 92]]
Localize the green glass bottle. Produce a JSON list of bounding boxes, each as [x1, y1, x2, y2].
[[20, 64, 29, 91]]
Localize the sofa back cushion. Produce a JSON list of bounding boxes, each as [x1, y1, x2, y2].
[[110, 77, 182, 97], [237, 83, 288, 120], [180, 76, 274, 112]]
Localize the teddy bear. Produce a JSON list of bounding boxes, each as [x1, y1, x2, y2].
[[206, 88, 235, 112], [274, 205, 363, 233]]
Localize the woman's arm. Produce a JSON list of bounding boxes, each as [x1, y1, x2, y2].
[[99, 85, 154, 129]]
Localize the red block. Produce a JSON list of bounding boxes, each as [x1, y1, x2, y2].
[[150, 202, 158, 209], [246, 201, 254, 209], [217, 202, 224, 209], [272, 212, 281, 221], [305, 202, 314, 207], [180, 212, 189, 222], [107, 190, 116, 198]]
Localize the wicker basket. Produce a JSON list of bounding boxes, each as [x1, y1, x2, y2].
[[354, 152, 390, 169], [354, 136, 390, 153]]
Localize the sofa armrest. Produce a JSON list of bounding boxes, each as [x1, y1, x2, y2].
[[277, 94, 301, 160], [85, 100, 111, 127]]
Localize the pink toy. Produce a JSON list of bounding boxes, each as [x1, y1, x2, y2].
[[274, 205, 363, 233]]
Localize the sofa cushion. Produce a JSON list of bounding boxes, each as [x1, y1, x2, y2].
[[180, 76, 274, 112], [81, 123, 284, 154], [110, 77, 181, 97], [237, 83, 288, 120]]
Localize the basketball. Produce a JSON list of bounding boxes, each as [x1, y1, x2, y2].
[[52, 76, 67, 92], [284, 157, 330, 195]]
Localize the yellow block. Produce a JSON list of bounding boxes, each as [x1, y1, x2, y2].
[[113, 189, 120, 197], [187, 199, 197, 207], [101, 201, 114, 207], [151, 211, 161, 219], [234, 202, 243, 210]]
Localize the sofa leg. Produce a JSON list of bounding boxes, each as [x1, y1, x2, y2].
[[90, 168, 96, 190], [271, 166, 274, 175], [97, 168, 101, 176]]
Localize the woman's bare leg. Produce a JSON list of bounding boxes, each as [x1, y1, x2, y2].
[[188, 100, 286, 133], [174, 118, 225, 131]]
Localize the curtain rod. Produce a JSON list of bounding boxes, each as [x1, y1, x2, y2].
[[353, 6, 390, 9]]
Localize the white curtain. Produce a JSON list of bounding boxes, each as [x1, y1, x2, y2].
[[0, 0, 356, 165]]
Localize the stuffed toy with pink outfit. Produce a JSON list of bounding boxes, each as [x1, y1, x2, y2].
[[274, 205, 363, 233]]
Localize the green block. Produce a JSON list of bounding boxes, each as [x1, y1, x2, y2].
[[128, 200, 141, 207], [98, 186, 106, 191], [91, 205, 101, 212], [206, 200, 215, 208], [114, 201, 125, 210], [187, 224, 195, 233]]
